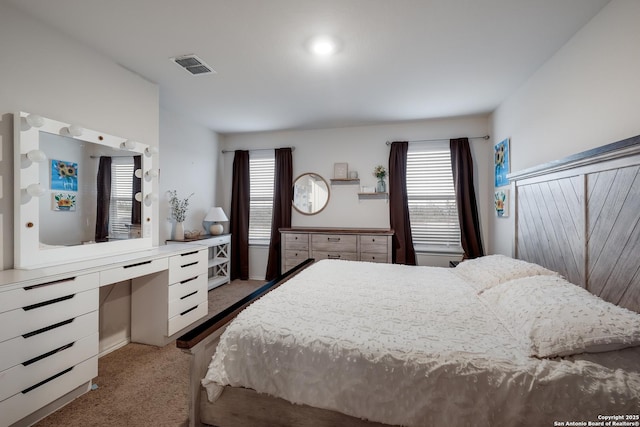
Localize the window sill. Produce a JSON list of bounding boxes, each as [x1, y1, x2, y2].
[[413, 245, 463, 255]]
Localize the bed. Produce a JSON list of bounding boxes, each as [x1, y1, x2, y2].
[[178, 134, 640, 427]]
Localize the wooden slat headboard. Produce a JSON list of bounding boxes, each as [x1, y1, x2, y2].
[[509, 134, 640, 313]]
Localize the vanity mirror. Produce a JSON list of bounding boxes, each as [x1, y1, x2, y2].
[[292, 173, 330, 215], [14, 111, 157, 269]]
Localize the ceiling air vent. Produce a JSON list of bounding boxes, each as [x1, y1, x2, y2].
[[170, 54, 215, 76]]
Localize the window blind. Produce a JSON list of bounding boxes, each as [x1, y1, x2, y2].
[[249, 151, 275, 243], [406, 143, 461, 249], [109, 157, 134, 239]]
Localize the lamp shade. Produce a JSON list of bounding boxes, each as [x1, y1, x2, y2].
[[204, 207, 228, 222]]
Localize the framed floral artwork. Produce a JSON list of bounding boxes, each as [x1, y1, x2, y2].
[[51, 159, 78, 191], [52, 193, 77, 211], [495, 189, 509, 218], [494, 138, 510, 187]]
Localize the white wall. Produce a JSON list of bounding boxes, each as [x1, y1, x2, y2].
[[158, 108, 221, 243], [489, 0, 640, 256], [222, 115, 490, 277]]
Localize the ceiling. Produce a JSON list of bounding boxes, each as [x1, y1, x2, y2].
[[10, 0, 609, 134]]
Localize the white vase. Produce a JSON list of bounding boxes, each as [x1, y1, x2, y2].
[[174, 222, 185, 241]]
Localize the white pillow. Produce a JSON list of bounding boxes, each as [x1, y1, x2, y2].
[[452, 254, 559, 293], [481, 275, 640, 358]]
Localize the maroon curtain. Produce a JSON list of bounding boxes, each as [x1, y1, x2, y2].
[[265, 148, 293, 280], [131, 155, 142, 225], [95, 156, 112, 242], [388, 141, 416, 265], [450, 138, 485, 259], [230, 150, 250, 280]]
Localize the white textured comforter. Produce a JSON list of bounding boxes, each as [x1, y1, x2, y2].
[[202, 260, 640, 426]]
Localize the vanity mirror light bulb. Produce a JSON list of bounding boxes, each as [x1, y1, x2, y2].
[[121, 139, 137, 150], [25, 183, 46, 197], [26, 149, 47, 163], [134, 192, 143, 202], [145, 169, 159, 180], [144, 146, 159, 156], [26, 114, 44, 128], [144, 193, 158, 206], [66, 125, 84, 137], [134, 169, 143, 179]]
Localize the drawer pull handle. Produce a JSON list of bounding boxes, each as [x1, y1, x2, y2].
[[372, 238, 376, 242], [23, 294, 74, 311], [23, 342, 75, 366], [181, 261, 199, 269], [24, 277, 77, 290], [180, 305, 198, 316], [180, 290, 198, 300], [327, 237, 341, 242], [327, 254, 341, 259], [181, 250, 199, 257], [23, 318, 74, 339], [22, 367, 73, 394], [124, 260, 152, 269], [180, 276, 197, 284]]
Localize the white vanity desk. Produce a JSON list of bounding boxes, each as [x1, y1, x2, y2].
[[0, 244, 210, 427]]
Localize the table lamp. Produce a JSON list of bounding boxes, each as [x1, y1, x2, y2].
[[204, 207, 228, 235]]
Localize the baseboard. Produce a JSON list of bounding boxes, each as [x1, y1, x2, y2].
[[98, 337, 130, 358]]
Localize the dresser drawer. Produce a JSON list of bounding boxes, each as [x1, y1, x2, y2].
[[0, 355, 97, 427], [168, 274, 207, 301], [0, 273, 98, 315], [284, 249, 309, 264], [0, 311, 97, 373], [360, 252, 389, 263], [360, 235, 389, 254], [311, 234, 357, 252], [0, 288, 98, 343], [100, 257, 168, 286], [312, 251, 358, 262], [168, 301, 207, 336], [284, 233, 309, 250], [0, 332, 97, 402], [168, 277, 207, 318], [169, 249, 208, 284]]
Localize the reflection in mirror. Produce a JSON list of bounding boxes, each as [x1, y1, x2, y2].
[[38, 133, 142, 246], [292, 173, 330, 215], [14, 111, 155, 269]]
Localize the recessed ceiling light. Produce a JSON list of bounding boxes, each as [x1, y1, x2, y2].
[[307, 36, 340, 56]]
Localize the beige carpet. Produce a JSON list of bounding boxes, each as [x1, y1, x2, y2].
[[34, 279, 264, 427]]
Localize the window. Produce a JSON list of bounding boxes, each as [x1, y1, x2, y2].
[[406, 142, 461, 251], [249, 150, 275, 244], [109, 157, 134, 239]]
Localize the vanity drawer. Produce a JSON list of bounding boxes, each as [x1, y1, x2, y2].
[[168, 287, 206, 319], [0, 332, 97, 402], [168, 274, 207, 302], [0, 288, 98, 343], [169, 249, 208, 284], [0, 355, 97, 427], [284, 233, 309, 250], [100, 257, 167, 286], [167, 301, 207, 336], [0, 273, 98, 315], [312, 251, 358, 262], [359, 235, 389, 254], [0, 311, 97, 373], [360, 252, 388, 263], [311, 234, 357, 252]]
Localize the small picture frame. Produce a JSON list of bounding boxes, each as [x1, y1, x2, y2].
[[334, 162, 348, 179], [495, 189, 509, 218], [52, 193, 77, 212]]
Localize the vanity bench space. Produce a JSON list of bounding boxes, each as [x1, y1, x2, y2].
[[0, 244, 209, 427]]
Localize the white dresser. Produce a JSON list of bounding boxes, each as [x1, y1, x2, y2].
[[0, 245, 208, 427], [280, 228, 394, 273]]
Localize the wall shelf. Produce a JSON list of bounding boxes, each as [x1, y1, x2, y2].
[[358, 192, 388, 200], [330, 178, 360, 185]]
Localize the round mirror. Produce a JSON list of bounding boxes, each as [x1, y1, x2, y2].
[[292, 173, 330, 215]]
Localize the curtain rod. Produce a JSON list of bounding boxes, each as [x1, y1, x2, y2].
[[221, 146, 295, 154], [385, 135, 490, 146], [89, 154, 140, 158]]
